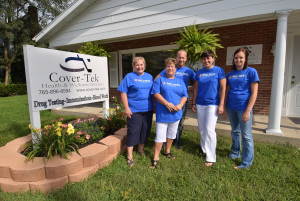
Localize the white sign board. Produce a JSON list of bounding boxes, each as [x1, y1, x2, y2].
[[23, 45, 109, 143], [24, 46, 109, 111], [226, 44, 263, 65]]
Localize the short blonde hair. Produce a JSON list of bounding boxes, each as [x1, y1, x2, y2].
[[165, 57, 177, 67], [132, 57, 146, 69]]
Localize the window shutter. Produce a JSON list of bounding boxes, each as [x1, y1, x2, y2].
[[109, 52, 118, 88]]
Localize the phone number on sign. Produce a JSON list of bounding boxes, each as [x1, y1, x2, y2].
[[38, 89, 71, 94]]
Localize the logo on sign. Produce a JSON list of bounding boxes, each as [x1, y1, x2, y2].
[[59, 54, 92, 73]]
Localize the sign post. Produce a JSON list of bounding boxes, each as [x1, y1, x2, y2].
[[23, 45, 109, 144]]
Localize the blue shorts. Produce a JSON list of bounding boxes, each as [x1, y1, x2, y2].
[[126, 111, 153, 147]]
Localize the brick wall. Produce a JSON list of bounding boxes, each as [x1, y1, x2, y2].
[[106, 20, 277, 115]]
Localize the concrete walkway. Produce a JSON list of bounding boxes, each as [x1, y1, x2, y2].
[[52, 103, 300, 147]]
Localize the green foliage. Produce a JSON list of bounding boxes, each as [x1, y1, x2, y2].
[[78, 41, 111, 59], [0, 0, 75, 85], [0, 83, 27, 96], [98, 97, 127, 134], [24, 118, 79, 162], [172, 23, 224, 66], [23, 97, 126, 162]]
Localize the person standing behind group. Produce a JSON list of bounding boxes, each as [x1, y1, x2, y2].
[[150, 58, 188, 168], [117, 57, 154, 167], [192, 50, 226, 167], [225, 47, 259, 169], [155, 50, 195, 149]]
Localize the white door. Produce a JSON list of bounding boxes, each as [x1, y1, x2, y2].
[[288, 35, 300, 117]]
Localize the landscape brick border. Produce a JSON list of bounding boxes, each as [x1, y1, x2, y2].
[[0, 128, 127, 193]]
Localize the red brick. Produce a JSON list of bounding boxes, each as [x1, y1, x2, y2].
[[99, 135, 122, 155], [45, 153, 83, 179], [79, 143, 108, 167], [29, 176, 68, 192], [0, 178, 29, 193], [68, 164, 99, 183], [10, 157, 46, 182]]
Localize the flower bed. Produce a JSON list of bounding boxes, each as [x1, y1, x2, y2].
[[23, 97, 126, 162], [0, 128, 127, 193], [0, 98, 127, 192]]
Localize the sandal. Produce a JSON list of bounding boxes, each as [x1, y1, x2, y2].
[[164, 152, 175, 159], [150, 160, 159, 169], [127, 158, 134, 167], [205, 162, 214, 167]]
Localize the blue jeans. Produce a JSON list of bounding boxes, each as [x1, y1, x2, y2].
[[227, 108, 254, 168]]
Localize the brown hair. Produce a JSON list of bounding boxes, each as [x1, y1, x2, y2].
[[132, 57, 146, 69], [165, 57, 177, 67], [232, 48, 249, 70], [201, 50, 215, 59]]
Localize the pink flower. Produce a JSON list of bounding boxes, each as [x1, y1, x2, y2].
[[75, 135, 80, 138], [101, 126, 106, 130], [112, 96, 115, 99], [116, 106, 120, 110], [62, 124, 68, 128], [86, 134, 90, 140], [108, 118, 111, 121], [77, 131, 82, 135], [76, 118, 81, 123], [52, 119, 56, 123], [59, 118, 63, 121]]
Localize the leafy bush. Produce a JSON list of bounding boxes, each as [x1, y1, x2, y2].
[[72, 117, 104, 145], [23, 97, 127, 162], [98, 96, 127, 134], [24, 118, 79, 162], [0, 84, 27, 97], [172, 23, 223, 66], [78, 41, 111, 59]]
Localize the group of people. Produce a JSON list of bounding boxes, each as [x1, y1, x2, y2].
[[117, 48, 259, 170]]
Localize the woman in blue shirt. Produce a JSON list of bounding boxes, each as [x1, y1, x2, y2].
[[150, 58, 188, 168], [192, 50, 226, 167], [225, 47, 259, 169], [118, 57, 154, 167]]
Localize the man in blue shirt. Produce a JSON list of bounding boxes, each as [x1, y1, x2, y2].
[[155, 50, 195, 149]]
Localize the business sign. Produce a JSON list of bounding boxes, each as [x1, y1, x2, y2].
[[24, 46, 109, 111], [226, 44, 263, 65]]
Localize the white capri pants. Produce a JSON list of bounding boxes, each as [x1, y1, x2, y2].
[[196, 104, 218, 163], [155, 120, 180, 143]]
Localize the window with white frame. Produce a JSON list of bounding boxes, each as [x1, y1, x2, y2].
[[119, 45, 177, 82]]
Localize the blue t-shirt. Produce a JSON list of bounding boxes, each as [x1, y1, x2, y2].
[[160, 66, 195, 89], [151, 77, 188, 123], [226, 67, 260, 111], [117, 72, 153, 113], [195, 66, 226, 105]]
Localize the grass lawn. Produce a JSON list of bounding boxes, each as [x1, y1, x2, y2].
[[0, 95, 299, 200]]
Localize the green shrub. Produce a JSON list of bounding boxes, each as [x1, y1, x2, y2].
[[98, 96, 127, 134], [24, 118, 79, 162], [0, 84, 27, 97]]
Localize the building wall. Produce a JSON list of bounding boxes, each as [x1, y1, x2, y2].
[[106, 20, 277, 115], [44, 0, 299, 48]]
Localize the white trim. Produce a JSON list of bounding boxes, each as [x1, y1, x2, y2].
[[285, 35, 294, 117], [33, 0, 97, 42], [119, 44, 177, 54], [109, 52, 119, 88], [118, 50, 123, 85]]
